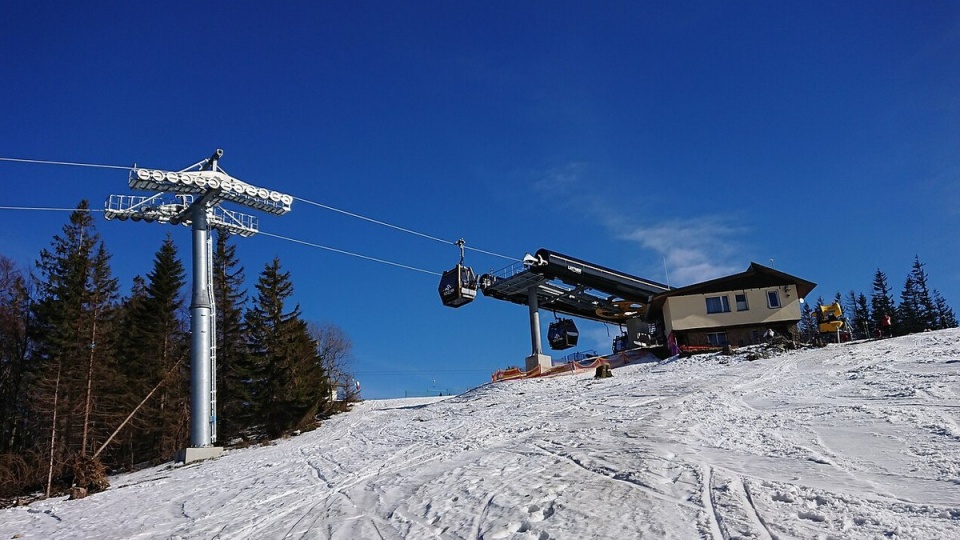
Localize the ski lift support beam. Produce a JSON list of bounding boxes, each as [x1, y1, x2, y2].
[[478, 248, 671, 371], [479, 248, 671, 324]]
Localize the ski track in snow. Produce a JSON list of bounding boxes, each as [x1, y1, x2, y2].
[[3, 329, 960, 539]]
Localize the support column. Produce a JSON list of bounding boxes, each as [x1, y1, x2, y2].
[[189, 207, 213, 448], [183, 150, 224, 462], [525, 285, 552, 372]]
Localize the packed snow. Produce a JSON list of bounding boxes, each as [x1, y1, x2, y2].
[[3, 330, 959, 539]]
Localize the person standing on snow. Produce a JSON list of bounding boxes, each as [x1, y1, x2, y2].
[[879, 314, 892, 338]]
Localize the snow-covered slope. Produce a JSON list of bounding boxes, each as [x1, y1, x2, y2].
[[4, 330, 960, 539]]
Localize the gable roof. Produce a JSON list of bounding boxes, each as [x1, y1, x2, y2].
[[647, 262, 816, 317]]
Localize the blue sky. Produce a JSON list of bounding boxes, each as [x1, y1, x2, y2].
[[2, 1, 959, 398]]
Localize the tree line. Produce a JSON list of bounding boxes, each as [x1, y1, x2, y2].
[[797, 256, 958, 341], [0, 201, 356, 501]]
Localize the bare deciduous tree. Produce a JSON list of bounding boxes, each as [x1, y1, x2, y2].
[[308, 322, 358, 402]]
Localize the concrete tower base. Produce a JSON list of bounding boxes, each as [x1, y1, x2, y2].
[[180, 446, 224, 465], [525, 353, 552, 372]]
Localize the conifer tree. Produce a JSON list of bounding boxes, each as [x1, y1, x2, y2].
[[906, 256, 939, 332], [933, 292, 958, 329], [843, 290, 858, 324], [854, 293, 871, 339], [843, 290, 870, 340], [115, 235, 188, 462], [30, 201, 119, 486], [870, 269, 897, 336], [896, 256, 957, 333], [245, 258, 325, 437], [79, 244, 121, 457], [798, 301, 816, 342], [0, 256, 32, 455], [898, 274, 921, 334], [211, 231, 251, 440], [108, 275, 149, 467]]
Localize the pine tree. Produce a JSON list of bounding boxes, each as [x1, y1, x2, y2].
[[843, 290, 858, 325], [245, 258, 325, 438], [0, 256, 32, 455], [843, 290, 870, 340], [870, 269, 897, 336], [909, 256, 940, 331], [933, 291, 958, 329], [115, 235, 188, 462], [107, 276, 149, 468], [854, 293, 871, 339], [79, 244, 121, 457], [898, 275, 921, 334], [798, 301, 816, 342], [896, 256, 957, 332], [29, 201, 119, 489], [211, 231, 251, 441]]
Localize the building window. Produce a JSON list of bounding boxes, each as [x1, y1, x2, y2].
[[707, 332, 728, 346], [736, 293, 749, 311], [767, 290, 781, 308], [706, 295, 730, 314]]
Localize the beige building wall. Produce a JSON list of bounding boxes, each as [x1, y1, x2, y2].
[[663, 286, 803, 334]]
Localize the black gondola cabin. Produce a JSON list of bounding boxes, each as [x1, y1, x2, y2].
[[438, 264, 478, 308], [548, 318, 579, 350]]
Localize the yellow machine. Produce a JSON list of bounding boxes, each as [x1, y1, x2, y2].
[[814, 302, 850, 342], [816, 302, 844, 333]]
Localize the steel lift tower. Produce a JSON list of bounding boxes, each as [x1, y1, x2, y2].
[[105, 150, 292, 462]]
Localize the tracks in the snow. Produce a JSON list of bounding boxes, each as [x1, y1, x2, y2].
[[704, 465, 774, 540]]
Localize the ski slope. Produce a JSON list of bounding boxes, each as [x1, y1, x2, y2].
[[3, 329, 959, 539]]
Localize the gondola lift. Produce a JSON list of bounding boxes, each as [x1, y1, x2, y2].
[[548, 317, 579, 350], [438, 239, 478, 308]]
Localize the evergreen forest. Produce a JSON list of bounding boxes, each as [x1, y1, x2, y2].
[[798, 258, 958, 342], [0, 202, 354, 502]]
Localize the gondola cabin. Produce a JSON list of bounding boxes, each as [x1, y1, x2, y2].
[[438, 264, 478, 308], [547, 318, 579, 350], [612, 333, 630, 353]]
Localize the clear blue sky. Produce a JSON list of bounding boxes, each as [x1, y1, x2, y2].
[[2, 2, 958, 398]]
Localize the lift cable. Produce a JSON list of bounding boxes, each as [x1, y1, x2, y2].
[[257, 230, 440, 276], [0, 155, 519, 262], [0, 156, 132, 171], [292, 196, 515, 261], [0, 204, 440, 276], [0, 205, 104, 213]]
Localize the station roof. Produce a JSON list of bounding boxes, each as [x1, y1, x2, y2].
[[645, 262, 817, 318]]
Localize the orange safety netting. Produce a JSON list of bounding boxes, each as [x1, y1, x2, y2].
[[491, 349, 658, 382]]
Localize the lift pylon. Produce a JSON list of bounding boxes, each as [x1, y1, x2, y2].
[[106, 149, 292, 461]]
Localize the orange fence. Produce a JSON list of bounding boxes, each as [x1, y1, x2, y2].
[[491, 349, 660, 382]]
